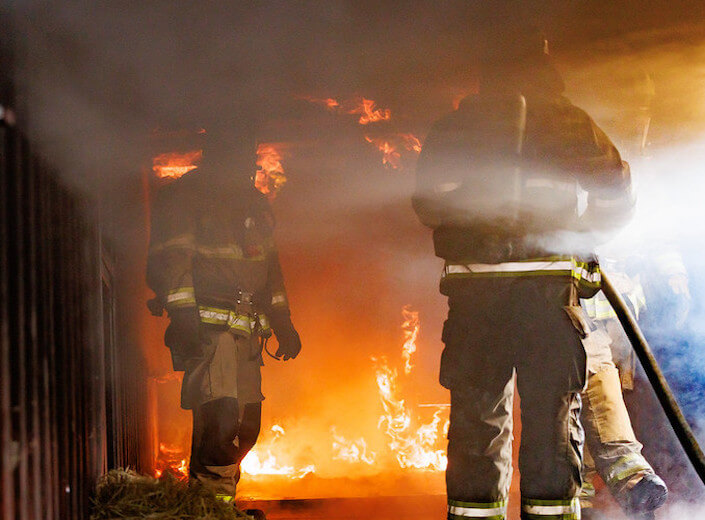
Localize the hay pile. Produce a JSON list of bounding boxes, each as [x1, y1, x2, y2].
[[91, 469, 251, 519]]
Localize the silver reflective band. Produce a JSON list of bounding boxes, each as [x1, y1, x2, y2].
[[593, 197, 626, 208], [446, 261, 573, 275], [272, 293, 287, 305], [448, 505, 506, 518], [522, 504, 578, 515], [573, 265, 600, 283], [199, 309, 229, 322], [524, 178, 576, 192], [166, 290, 194, 303], [434, 182, 461, 193]]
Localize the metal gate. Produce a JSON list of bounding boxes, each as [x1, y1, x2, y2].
[[0, 113, 149, 519]]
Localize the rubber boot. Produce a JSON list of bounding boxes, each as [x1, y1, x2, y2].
[[624, 474, 668, 519], [245, 509, 267, 520]]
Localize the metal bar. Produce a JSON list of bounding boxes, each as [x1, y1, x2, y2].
[[12, 128, 30, 520], [38, 164, 56, 520], [0, 119, 15, 520], [25, 139, 42, 519]]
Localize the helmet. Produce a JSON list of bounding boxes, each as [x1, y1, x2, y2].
[[479, 25, 564, 97]]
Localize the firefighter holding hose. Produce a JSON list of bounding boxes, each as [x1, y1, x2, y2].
[[147, 130, 302, 507], [412, 29, 659, 520]]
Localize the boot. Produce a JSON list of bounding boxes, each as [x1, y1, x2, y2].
[[245, 509, 267, 520], [625, 474, 668, 517]]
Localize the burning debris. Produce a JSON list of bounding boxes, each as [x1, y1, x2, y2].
[[91, 469, 250, 519], [152, 150, 203, 179]]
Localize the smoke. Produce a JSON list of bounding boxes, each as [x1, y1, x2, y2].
[[557, 21, 705, 509], [6, 0, 705, 507]]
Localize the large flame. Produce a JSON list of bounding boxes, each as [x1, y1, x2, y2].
[[373, 355, 448, 471], [241, 425, 315, 478], [331, 427, 377, 465], [255, 143, 287, 197], [152, 150, 203, 179]]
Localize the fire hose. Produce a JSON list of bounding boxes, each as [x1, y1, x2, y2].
[[601, 272, 705, 485]]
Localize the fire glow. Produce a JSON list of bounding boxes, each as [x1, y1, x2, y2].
[[153, 308, 448, 488], [303, 94, 422, 169], [255, 143, 287, 197], [152, 150, 203, 179]]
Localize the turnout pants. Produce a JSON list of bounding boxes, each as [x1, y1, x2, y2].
[[579, 318, 654, 511], [189, 398, 262, 497], [441, 278, 587, 520], [182, 329, 265, 497]]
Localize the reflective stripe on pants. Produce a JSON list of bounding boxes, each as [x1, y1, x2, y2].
[[448, 499, 507, 520], [521, 498, 580, 519]]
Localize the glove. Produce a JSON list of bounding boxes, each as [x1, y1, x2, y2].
[[270, 312, 302, 361], [164, 307, 203, 368]]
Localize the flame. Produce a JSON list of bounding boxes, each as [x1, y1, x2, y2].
[[154, 442, 190, 480], [331, 427, 376, 465], [241, 425, 315, 478], [351, 98, 391, 125], [364, 136, 402, 169], [373, 356, 447, 471], [255, 143, 287, 197], [303, 96, 341, 110], [152, 150, 202, 179], [400, 133, 422, 153], [401, 306, 420, 375]]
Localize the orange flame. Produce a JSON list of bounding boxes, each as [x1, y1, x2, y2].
[[401, 306, 419, 375], [351, 98, 391, 125], [364, 136, 402, 169], [152, 150, 202, 179], [241, 425, 315, 478], [155, 442, 190, 480], [373, 356, 448, 471], [400, 133, 422, 153], [303, 96, 341, 110], [331, 427, 376, 465], [255, 143, 287, 197]]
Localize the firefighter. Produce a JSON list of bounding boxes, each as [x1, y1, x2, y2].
[[579, 270, 668, 520], [413, 31, 635, 520], [147, 133, 302, 504]]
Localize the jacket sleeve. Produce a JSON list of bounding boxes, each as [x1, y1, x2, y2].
[[412, 117, 468, 229], [146, 178, 197, 313], [565, 107, 636, 235]]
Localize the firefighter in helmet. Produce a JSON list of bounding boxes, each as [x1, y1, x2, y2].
[[413, 30, 636, 520], [147, 130, 302, 504]]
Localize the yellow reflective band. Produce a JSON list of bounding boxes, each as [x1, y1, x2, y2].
[[448, 505, 506, 518], [165, 287, 196, 309], [198, 306, 257, 336], [606, 453, 652, 487], [214, 493, 235, 503], [522, 498, 579, 517], [448, 500, 507, 520]]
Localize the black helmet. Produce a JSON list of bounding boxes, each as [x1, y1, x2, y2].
[[479, 25, 564, 98]]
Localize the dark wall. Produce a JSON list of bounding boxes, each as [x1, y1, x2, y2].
[[0, 117, 150, 519]]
